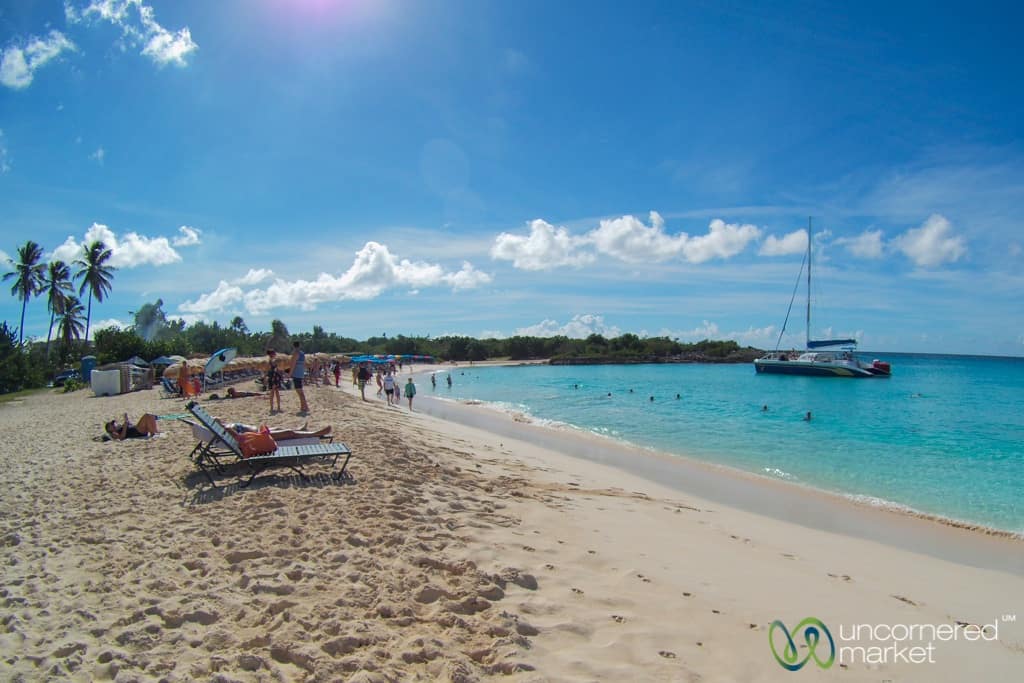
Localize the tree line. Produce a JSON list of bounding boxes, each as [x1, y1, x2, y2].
[[3, 238, 760, 393]]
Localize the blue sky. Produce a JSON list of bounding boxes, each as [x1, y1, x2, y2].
[[1, 0, 1022, 356]]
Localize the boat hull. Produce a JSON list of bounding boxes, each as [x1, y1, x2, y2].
[[753, 358, 883, 378]]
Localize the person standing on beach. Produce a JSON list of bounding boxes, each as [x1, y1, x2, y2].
[[357, 363, 372, 401], [383, 371, 396, 405], [290, 341, 310, 414], [446, 373, 452, 387], [404, 376, 417, 410], [332, 361, 341, 387], [431, 373, 436, 389], [178, 360, 192, 398], [265, 350, 282, 413]]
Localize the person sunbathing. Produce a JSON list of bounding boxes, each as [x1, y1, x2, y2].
[[209, 387, 266, 400], [226, 387, 264, 398], [105, 413, 159, 440], [214, 418, 331, 441]]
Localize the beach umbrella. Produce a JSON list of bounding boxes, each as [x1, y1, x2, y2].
[[205, 347, 238, 377], [150, 355, 176, 366]]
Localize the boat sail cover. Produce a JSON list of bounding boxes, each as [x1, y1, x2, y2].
[[807, 338, 857, 349]]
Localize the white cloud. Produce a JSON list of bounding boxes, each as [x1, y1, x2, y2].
[[677, 320, 721, 340], [90, 146, 105, 165], [171, 225, 201, 246], [444, 261, 493, 291], [515, 314, 622, 339], [51, 236, 84, 264], [759, 229, 807, 256], [892, 214, 967, 268], [679, 218, 762, 263], [178, 280, 244, 314], [494, 213, 762, 270], [68, 0, 197, 68], [51, 222, 184, 269], [233, 268, 273, 286], [490, 219, 595, 270], [0, 30, 76, 89], [589, 213, 761, 264], [589, 211, 685, 263], [836, 229, 885, 259], [141, 26, 197, 67], [0, 129, 9, 173], [184, 242, 489, 315]]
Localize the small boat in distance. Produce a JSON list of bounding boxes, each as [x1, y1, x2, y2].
[[754, 219, 891, 378]]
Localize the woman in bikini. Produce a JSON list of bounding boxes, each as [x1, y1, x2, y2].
[[105, 413, 159, 440]]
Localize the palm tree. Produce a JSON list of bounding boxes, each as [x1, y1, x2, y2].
[[73, 240, 115, 345], [42, 260, 73, 359], [56, 295, 86, 361], [3, 240, 47, 345]]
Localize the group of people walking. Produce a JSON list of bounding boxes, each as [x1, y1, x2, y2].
[[355, 363, 416, 409], [262, 343, 419, 412]]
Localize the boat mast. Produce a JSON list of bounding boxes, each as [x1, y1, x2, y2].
[[805, 217, 811, 349]]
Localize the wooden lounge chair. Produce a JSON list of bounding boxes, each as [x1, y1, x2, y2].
[[185, 401, 352, 487]]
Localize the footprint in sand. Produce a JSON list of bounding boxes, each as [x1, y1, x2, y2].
[[682, 592, 692, 597], [521, 545, 536, 552], [587, 550, 596, 555], [571, 588, 584, 595], [658, 650, 677, 659], [544, 564, 556, 570], [711, 609, 721, 614], [611, 615, 626, 623], [637, 574, 651, 583]]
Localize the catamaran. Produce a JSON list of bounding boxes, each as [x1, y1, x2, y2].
[[754, 219, 891, 378]]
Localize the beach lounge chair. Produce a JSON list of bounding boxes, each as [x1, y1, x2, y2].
[[160, 377, 180, 398], [180, 417, 240, 476], [184, 401, 352, 487], [181, 416, 335, 476]]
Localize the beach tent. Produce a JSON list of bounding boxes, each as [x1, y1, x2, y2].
[[125, 355, 149, 366]]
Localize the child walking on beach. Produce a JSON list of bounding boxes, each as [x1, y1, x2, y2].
[[404, 377, 417, 410]]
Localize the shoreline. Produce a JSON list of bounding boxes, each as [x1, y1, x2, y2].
[[408, 367, 1023, 575]]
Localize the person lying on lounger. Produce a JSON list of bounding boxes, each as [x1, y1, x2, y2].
[[213, 418, 331, 441], [104, 413, 159, 440]]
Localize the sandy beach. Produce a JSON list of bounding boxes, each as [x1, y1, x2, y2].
[[1, 366, 1021, 682]]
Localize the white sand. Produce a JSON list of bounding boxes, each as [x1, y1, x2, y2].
[[0, 368, 1021, 682]]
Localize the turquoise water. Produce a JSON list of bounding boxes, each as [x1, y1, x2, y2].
[[424, 355, 1024, 534]]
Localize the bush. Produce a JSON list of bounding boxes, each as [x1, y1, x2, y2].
[[62, 378, 87, 393]]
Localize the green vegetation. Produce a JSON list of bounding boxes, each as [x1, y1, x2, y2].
[[1, 285, 761, 394]]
